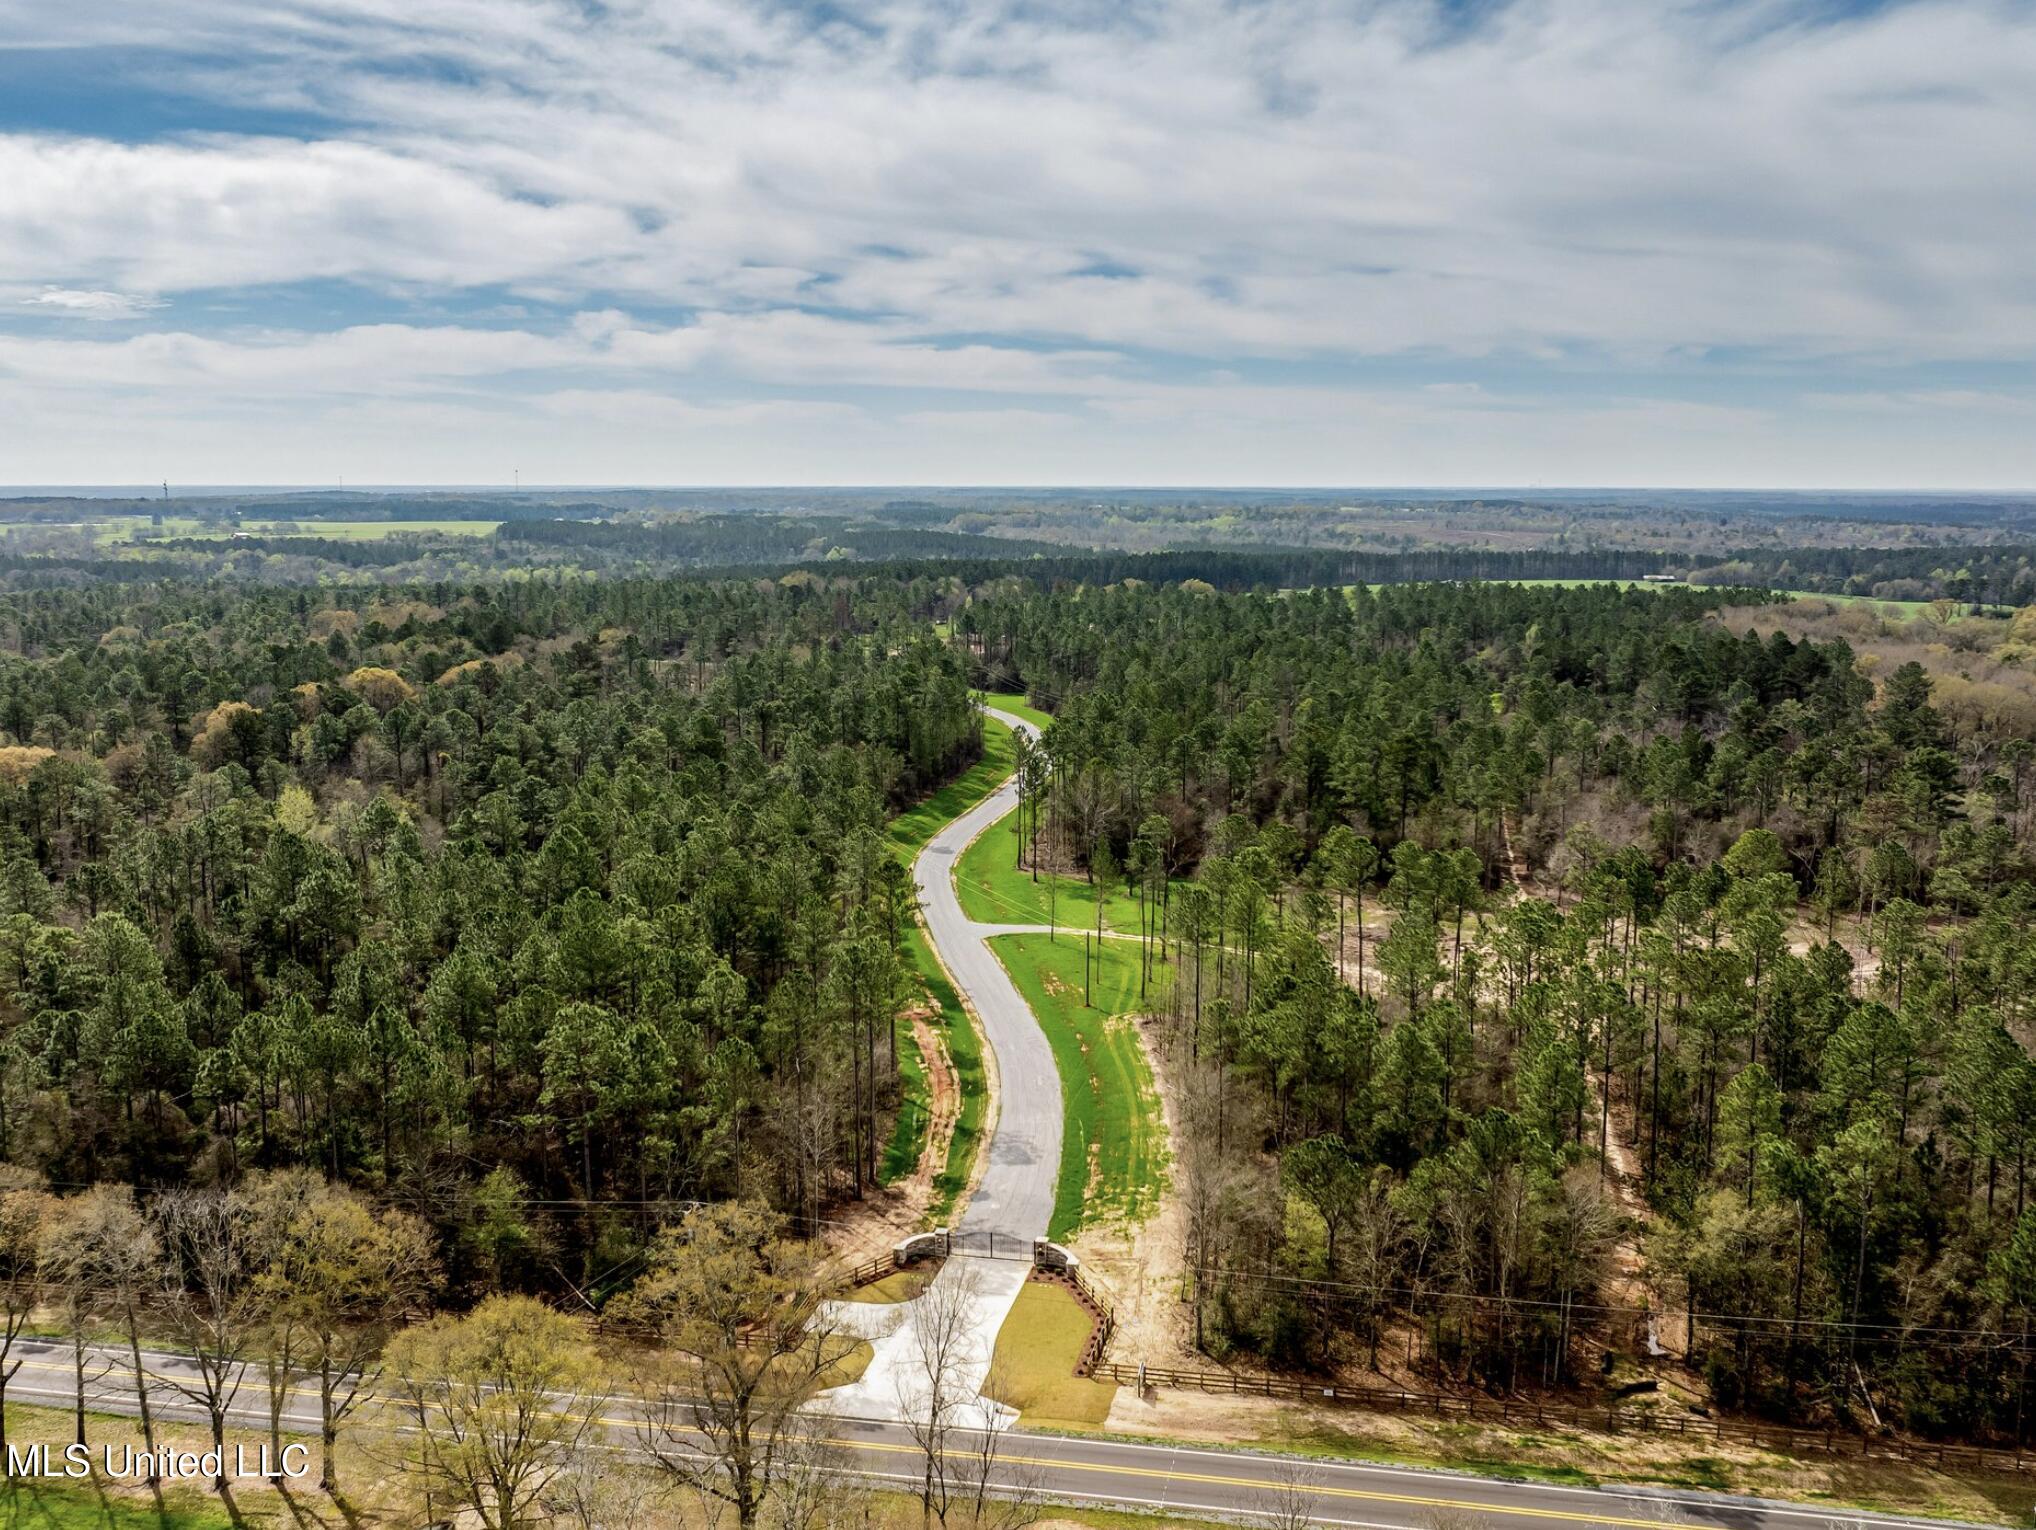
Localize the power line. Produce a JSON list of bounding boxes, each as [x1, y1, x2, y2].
[[1187, 1264, 2036, 1343]]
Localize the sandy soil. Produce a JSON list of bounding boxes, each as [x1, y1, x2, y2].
[[1070, 1009, 1195, 1367], [824, 1008, 964, 1272]]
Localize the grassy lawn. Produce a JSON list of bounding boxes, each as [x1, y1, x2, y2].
[[0, 1481, 235, 1529], [988, 933, 1167, 1240], [848, 1267, 934, 1304], [820, 1337, 875, 1388], [907, 925, 986, 1224], [985, 1280, 1119, 1429], [954, 807, 1159, 935], [887, 716, 1016, 860], [879, 717, 1016, 1191], [979, 690, 1055, 732]]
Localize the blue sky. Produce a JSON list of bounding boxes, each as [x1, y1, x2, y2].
[[0, 0, 2031, 488]]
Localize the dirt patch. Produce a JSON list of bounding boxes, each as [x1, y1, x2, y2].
[[1324, 895, 1396, 1001], [1072, 1010, 1194, 1368], [825, 1013, 962, 1271]]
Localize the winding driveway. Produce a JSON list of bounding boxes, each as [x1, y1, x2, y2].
[[820, 706, 1057, 1421]]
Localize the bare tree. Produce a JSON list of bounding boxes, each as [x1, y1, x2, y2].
[[894, 1267, 1038, 1530], [153, 1185, 269, 1490], [767, 1433, 871, 1530], [1253, 1458, 1326, 1530], [0, 1184, 54, 1450], [39, 1194, 115, 1449], [46, 1187, 160, 1474], [541, 1457, 676, 1530], [895, 1263, 986, 1529], [949, 1356, 1040, 1530]]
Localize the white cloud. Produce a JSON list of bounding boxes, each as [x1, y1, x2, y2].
[[0, 0, 2032, 482], [19, 287, 165, 320]]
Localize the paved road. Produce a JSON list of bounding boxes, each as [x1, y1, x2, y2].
[[918, 706, 1060, 1257], [0, 1340, 1990, 1530], [6, 709, 1993, 1530], [820, 705, 1053, 1418]]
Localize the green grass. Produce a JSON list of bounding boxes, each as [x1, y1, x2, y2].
[[909, 926, 987, 1225], [887, 717, 1016, 859], [954, 807, 1161, 935], [985, 1281, 1119, 1428], [881, 717, 1015, 1200], [848, 1267, 933, 1304], [988, 933, 1167, 1240], [0, 1480, 234, 1528], [881, 1005, 932, 1185], [979, 690, 1055, 732]]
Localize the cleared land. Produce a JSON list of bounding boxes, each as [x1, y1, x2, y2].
[[881, 714, 1012, 1207], [904, 925, 987, 1222], [988, 933, 1167, 1240]]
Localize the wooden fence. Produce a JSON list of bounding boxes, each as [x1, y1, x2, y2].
[[1089, 1361, 2036, 1475]]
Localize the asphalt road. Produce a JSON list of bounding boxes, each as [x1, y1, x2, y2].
[[0, 706, 1994, 1530], [0, 1339, 1988, 1530], [915, 705, 1059, 1259]]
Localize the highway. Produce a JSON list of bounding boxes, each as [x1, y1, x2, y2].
[[0, 1338, 1987, 1530], [1, 703, 1995, 1530]]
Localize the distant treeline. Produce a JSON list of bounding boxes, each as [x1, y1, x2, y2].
[[0, 494, 608, 524], [770, 545, 1687, 590], [1690, 544, 2036, 604], [494, 514, 1066, 564], [5, 518, 2036, 607]]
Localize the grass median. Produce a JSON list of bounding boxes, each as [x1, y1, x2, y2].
[[954, 807, 1164, 935], [881, 715, 1014, 1192], [988, 932, 1167, 1241]]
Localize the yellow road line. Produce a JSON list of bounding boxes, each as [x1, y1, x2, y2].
[[803, 1434, 1678, 1529], [6, 1360, 1727, 1529]]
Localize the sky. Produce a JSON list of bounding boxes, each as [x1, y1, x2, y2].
[[0, 0, 2032, 489]]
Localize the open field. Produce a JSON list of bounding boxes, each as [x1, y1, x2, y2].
[[96, 517, 501, 543], [989, 933, 1167, 1240], [987, 1280, 1120, 1429]]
